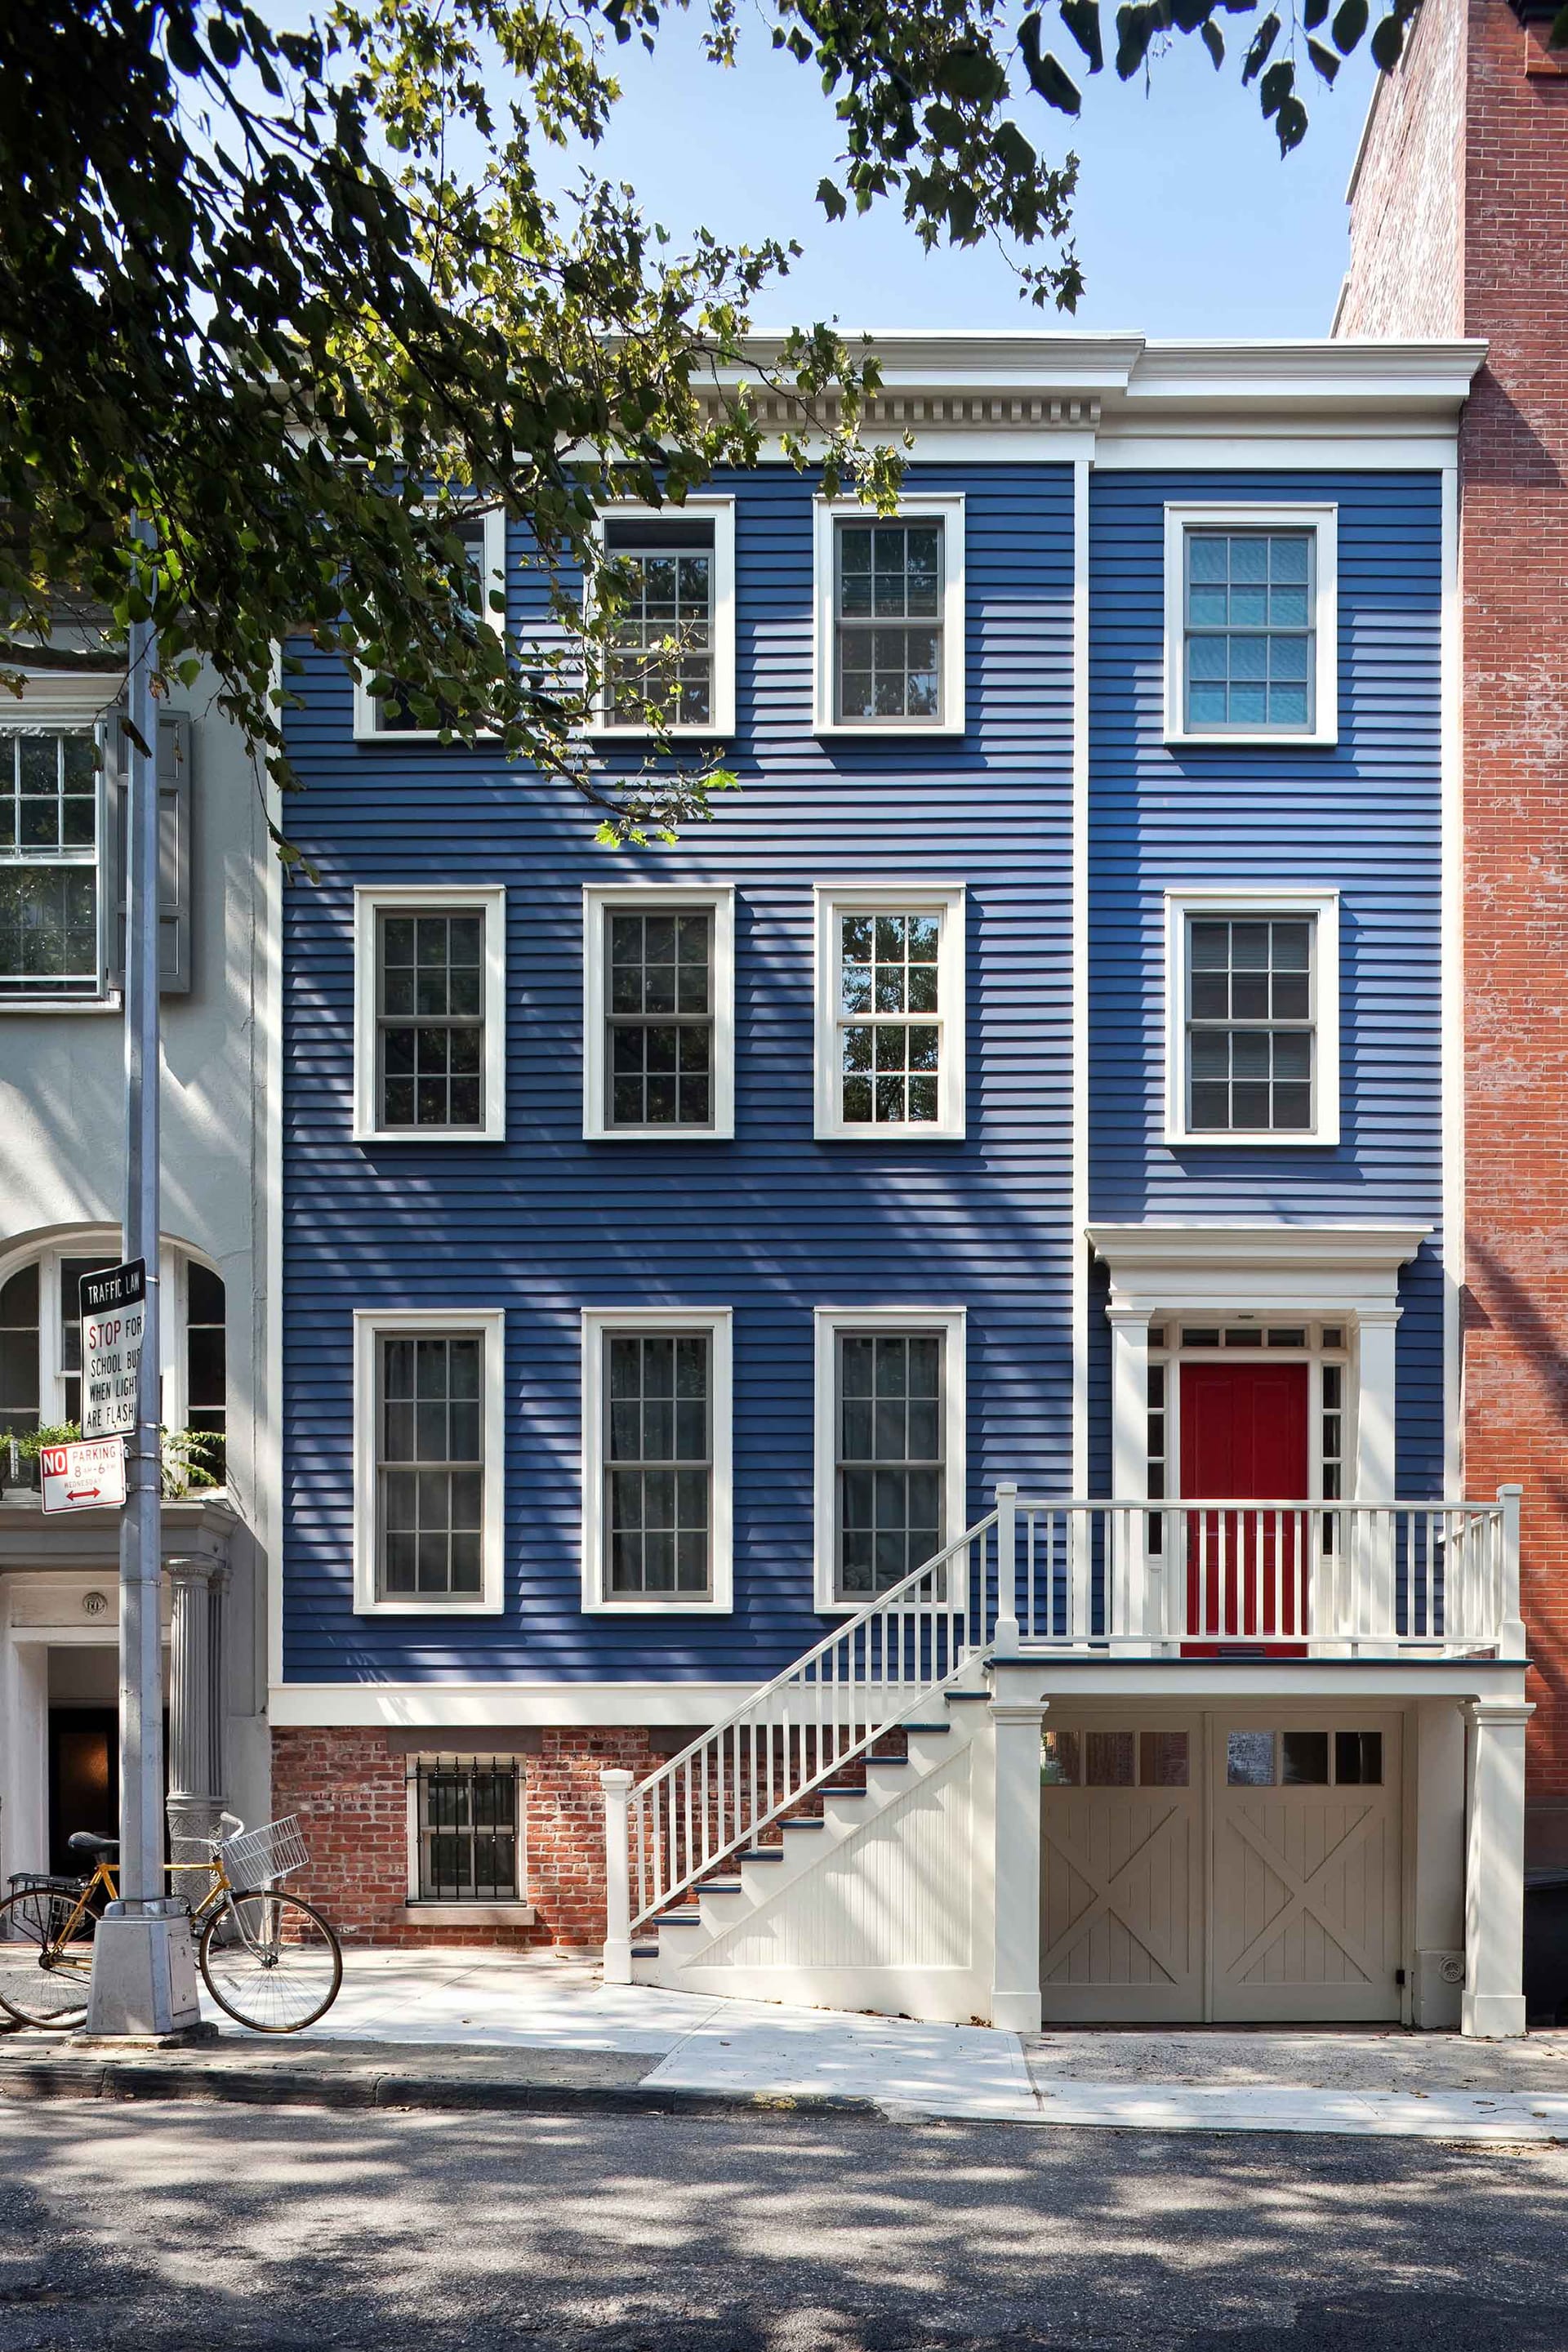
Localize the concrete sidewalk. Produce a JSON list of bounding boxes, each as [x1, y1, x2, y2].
[[3, 1948, 1566, 2140]]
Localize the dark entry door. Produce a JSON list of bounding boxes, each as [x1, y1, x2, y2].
[[48, 1708, 119, 1878], [1181, 1362, 1311, 1646]]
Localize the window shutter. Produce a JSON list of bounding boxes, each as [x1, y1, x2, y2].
[[157, 713, 192, 993]]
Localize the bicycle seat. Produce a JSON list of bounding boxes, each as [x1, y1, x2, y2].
[[66, 1831, 118, 1857]]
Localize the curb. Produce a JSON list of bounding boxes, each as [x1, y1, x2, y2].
[[0, 2056, 880, 2123]]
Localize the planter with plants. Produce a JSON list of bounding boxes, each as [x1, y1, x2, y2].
[[0, 1425, 224, 1502]]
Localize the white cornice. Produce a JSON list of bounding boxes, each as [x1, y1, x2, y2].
[[1087, 1222, 1432, 1276]]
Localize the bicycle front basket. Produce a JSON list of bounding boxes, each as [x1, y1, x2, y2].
[[220, 1815, 310, 1886]]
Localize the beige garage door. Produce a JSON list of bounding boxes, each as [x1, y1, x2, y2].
[[1040, 1714, 1403, 2025], [1039, 1725, 1204, 2022], [1211, 1714, 1402, 2024]]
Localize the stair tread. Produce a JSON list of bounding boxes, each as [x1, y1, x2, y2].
[[820, 1784, 868, 1797], [945, 1691, 990, 1704], [734, 1846, 786, 1860]]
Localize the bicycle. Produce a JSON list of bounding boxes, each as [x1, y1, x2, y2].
[[0, 1813, 342, 2034]]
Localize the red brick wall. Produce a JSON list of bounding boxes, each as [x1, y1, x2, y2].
[[272, 1725, 656, 1946], [1335, 0, 1467, 338], [1340, 0, 1568, 1845]]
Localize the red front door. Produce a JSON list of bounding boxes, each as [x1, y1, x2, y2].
[[1180, 1361, 1310, 1647]]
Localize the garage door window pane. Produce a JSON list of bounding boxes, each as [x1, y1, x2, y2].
[[1040, 1729, 1080, 1786], [1227, 1731, 1274, 1787], [1084, 1731, 1136, 1787], [1334, 1731, 1383, 1785], [1281, 1731, 1330, 1786], [1139, 1731, 1190, 1788]]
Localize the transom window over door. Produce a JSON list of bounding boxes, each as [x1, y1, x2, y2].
[[814, 885, 965, 1140], [0, 729, 101, 998]]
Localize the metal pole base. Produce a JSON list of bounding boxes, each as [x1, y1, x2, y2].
[[84, 1899, 207, 2038]]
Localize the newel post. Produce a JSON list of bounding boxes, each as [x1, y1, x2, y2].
[[993, 1480, 1020, 1655], [600, 1767, 634, 1984], [1497, 1485, 1526, 1656]]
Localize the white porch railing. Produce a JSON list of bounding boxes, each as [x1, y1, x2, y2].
[[600, 1486, 1522, 1967]]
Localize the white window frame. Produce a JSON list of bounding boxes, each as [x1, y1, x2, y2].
[[352, 506, 507, 741], [352, 1307, 506, 1615], [581, 884, 735, 1141], [584, 498, 736, 741], [580, 1305, 733, 1615], [1163, 504, 1338, 750], [0, 717, 114, 1010], [813, 882, 966, 1142], [813, 495, 966, 737], [812, 1305, 967, 1613], [1164, 886, 1341, 1148], [352, 884, 507, 1144]]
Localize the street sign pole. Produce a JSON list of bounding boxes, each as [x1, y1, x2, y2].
[[85, 517, 203, 2038]]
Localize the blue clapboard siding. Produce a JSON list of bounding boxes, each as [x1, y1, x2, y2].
[[282, 462, 1077, 1685], [1087, 470, 1446, 1493]]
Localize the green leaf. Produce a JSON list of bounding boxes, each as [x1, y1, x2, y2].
[[1259, 57, 1293, 113], [1275, 92, 1309, 149], [1241, 11, 1281, 82], [1200, 20, 1225, 64], [1303, 0, 1331, 25], [163, 16, 206, 74], [1058, 0, 1106, 71], [1115, 2, 1154, 78], [1020, 19, 1083, 111], [1369, 9, 1407, 67], [207, 16, 242, 67], [1332, 0, 1370, 50], [817, 176, 848, 221], [1307, 36, 1340, 78], [933, 45, 1008, 100]]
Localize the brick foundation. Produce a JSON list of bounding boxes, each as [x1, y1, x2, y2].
[[272, 1725, 657, 1947]]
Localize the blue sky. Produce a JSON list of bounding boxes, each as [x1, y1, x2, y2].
[[568, 17, 1379, 338]]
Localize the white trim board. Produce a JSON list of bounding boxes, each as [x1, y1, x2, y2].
[[268, 1681, 764, 1728], [581, 884, 736, 1142], [579, 1305, 734, 1615], [351, 1307, 506, 1615], [351, 884, 507, 1145]]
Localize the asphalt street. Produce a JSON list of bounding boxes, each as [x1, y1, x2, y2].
[[2, 2099, 1568, 2352]]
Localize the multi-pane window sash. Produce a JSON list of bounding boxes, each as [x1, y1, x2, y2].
[[0, 729, 100, 997], [603, 519, 715, 728], [605, 1330, 712, 1598], [1184, 529, 1313, 733], [376, 910, 485, 1130], [412, 1757, 520, 1902], [372, 519, 488, 733], [377, 1334, 484, 1598], [606, 909, 713, 1129], [1187, 915, 1314, 1134], [836, 1330, 944, 1599], [835, 521, 942, 723], [838, 911, 942, 1128]]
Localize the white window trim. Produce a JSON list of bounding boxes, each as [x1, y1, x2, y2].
[[580, 1306, 733, 1615], [1163, 503, 1339, 750], [352, 1307, 506, 1616], [813, 882, 966, 1142], [581, 884, 735, 1142], [583, 498, 736, 741], [1164, 886, 1341, 1149], [352, 884, 507, 1144], [403, 1753, 528, 1906], [352, 506, 507, 741], [812, 495, 966, 737], [812, 1304, 967, 1614], [0, 718, 114, 1010]]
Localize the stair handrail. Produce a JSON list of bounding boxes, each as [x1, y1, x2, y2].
[[621, 1508, 1000, 1931]]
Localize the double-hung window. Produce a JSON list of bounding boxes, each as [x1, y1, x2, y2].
[[814, 884, 965, 1139], [353, 886, 506, 1143], [354, 1310, 505, 1611], [1164, 505, 1337, 747], [581, 1307, 733, 1611], [813, 497, 965, 735], [354, 509, 506, 739], [0, 728, 103, 1000], [813, 1307, 965, 1608], [589, 502, 735, 738], [582, 886, 734, 1140], [1165, 889, 1340, 1147]]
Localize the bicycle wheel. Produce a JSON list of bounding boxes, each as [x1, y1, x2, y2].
[[0, 1886, 94, 2030], [198, 1890, 342, 2033]]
